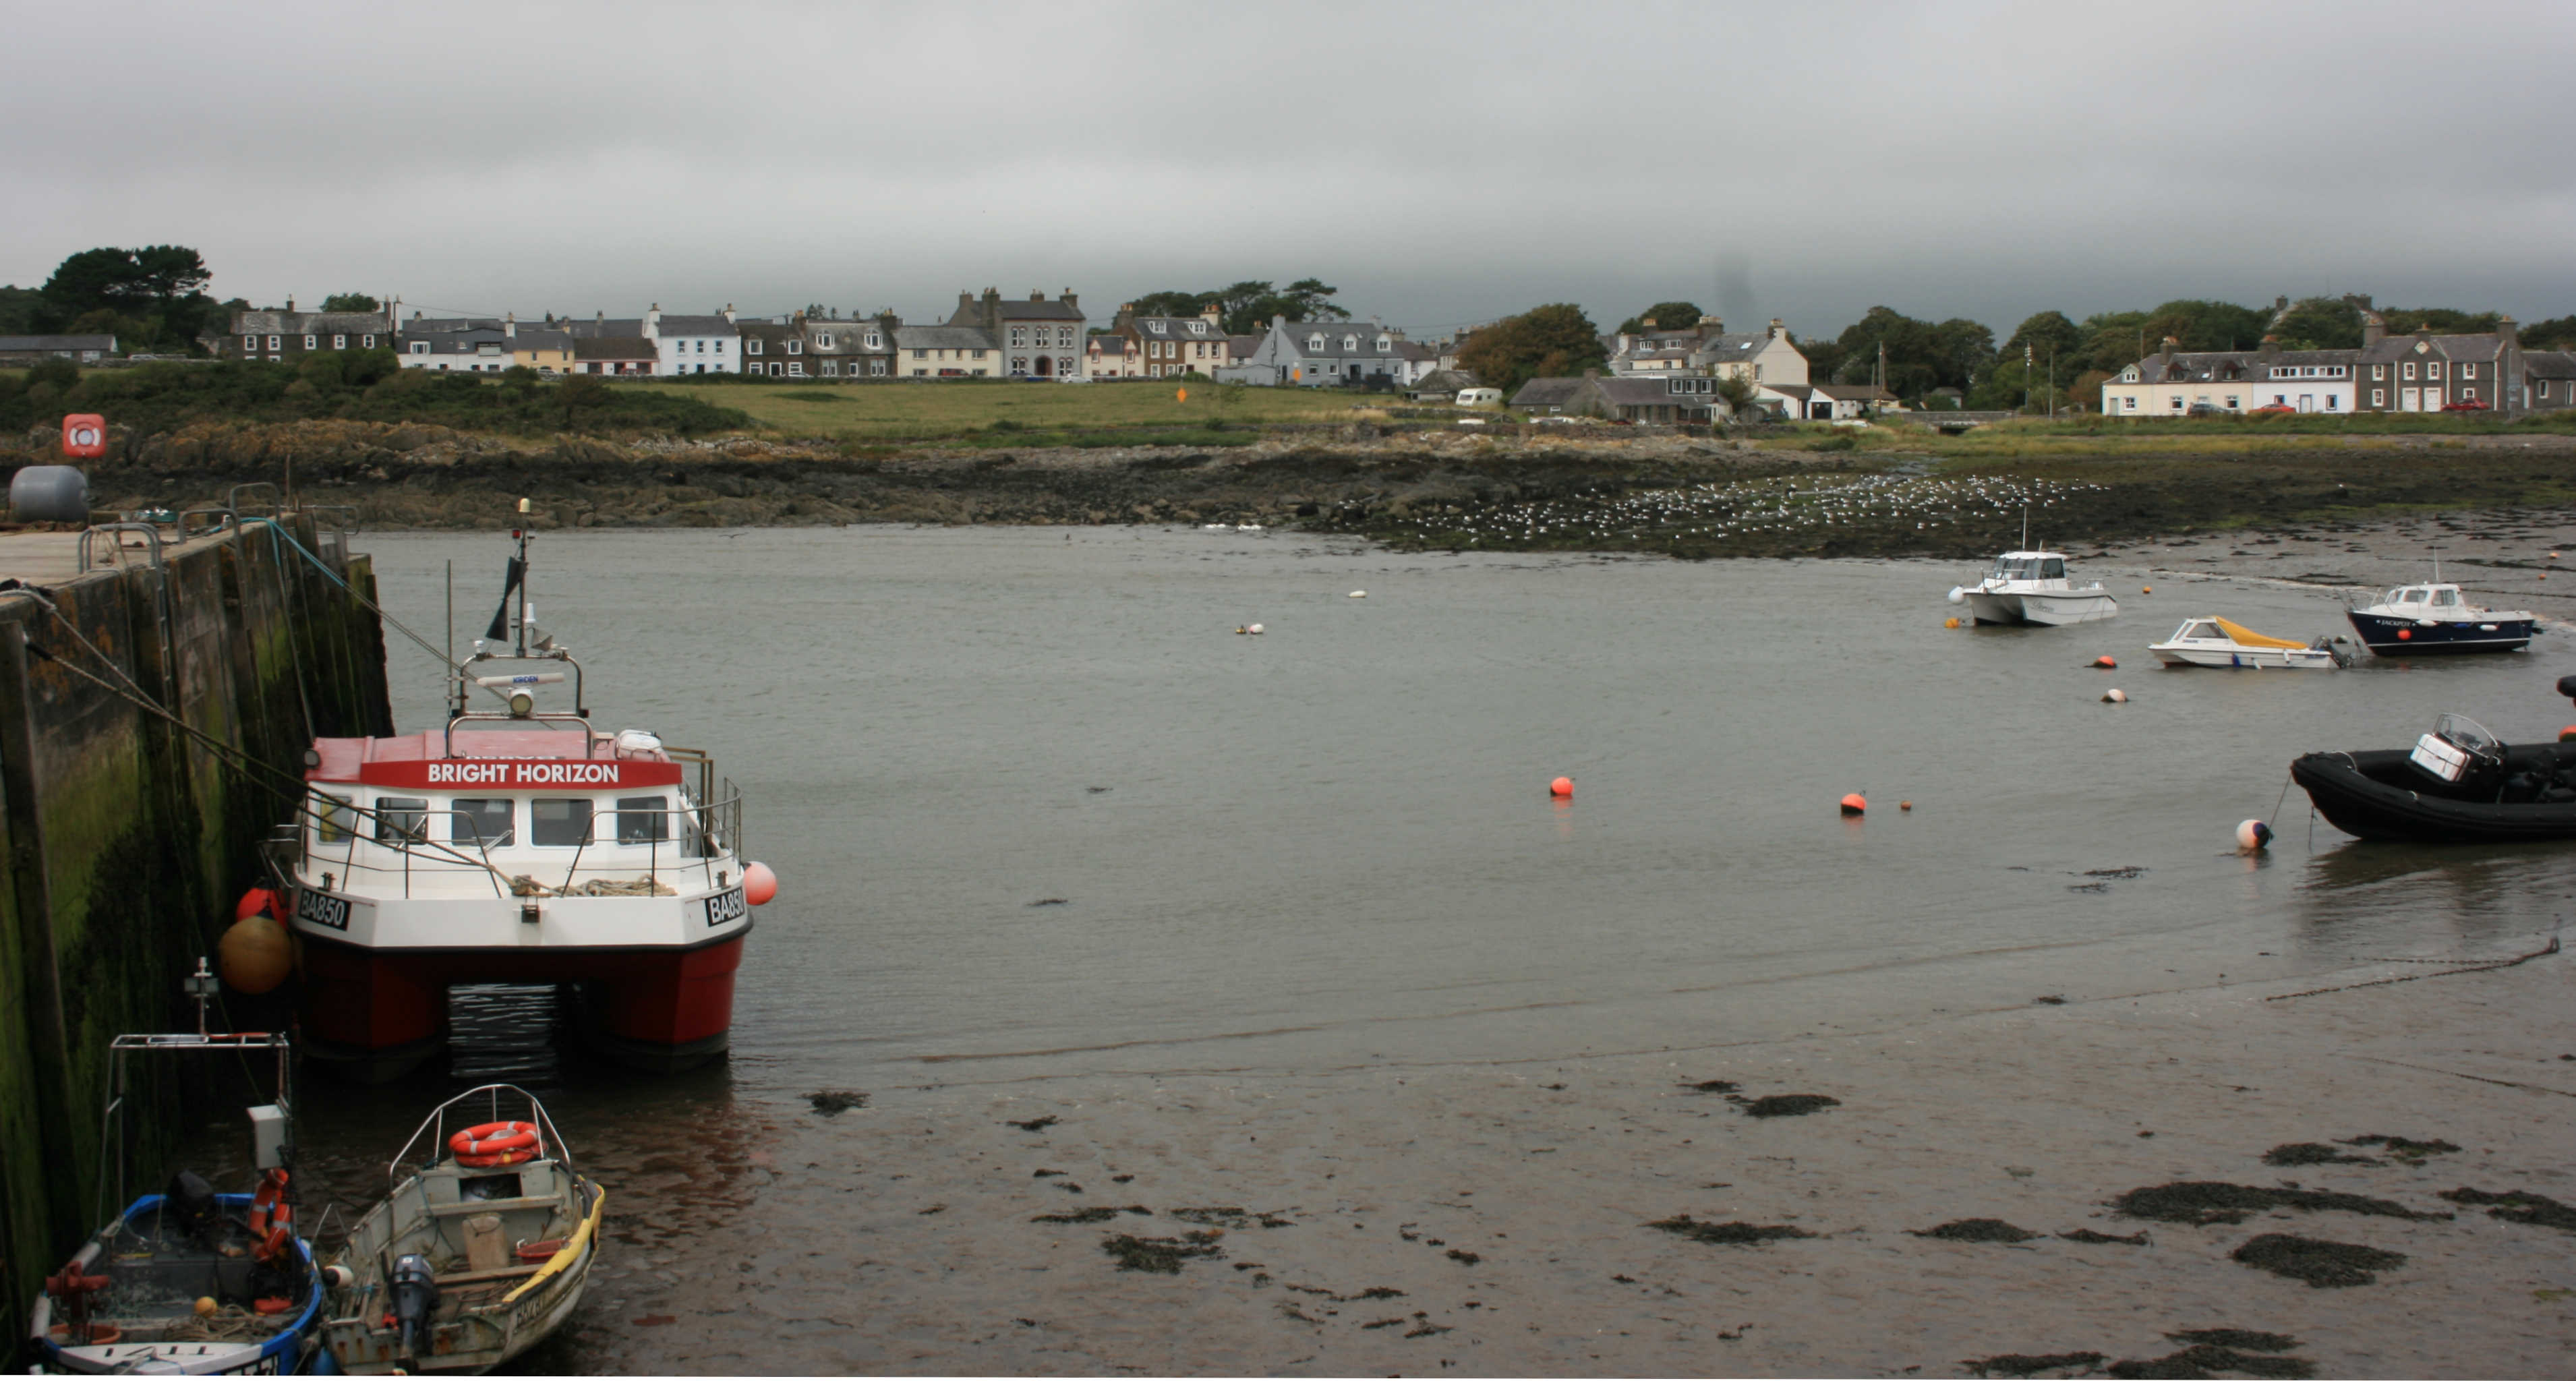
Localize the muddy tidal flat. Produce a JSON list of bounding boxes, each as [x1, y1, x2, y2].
[[565, 944, 2574, 1377]]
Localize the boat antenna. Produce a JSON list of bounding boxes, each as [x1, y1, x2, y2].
[[514, 498, 533, 657], [2020, 504, 2030, 552], [2430, 546, 2440, 584]]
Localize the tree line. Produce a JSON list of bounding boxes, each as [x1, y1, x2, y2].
[[1455, 295, 2576, 411]]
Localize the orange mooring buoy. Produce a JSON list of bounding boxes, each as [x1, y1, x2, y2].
[[2560, 726, 2576, 742], [2092, 655, 2117, 669], [1840, 792, 1866, 816], [1898, 800, 1913, 811], [1549, 776, 1574, 798]]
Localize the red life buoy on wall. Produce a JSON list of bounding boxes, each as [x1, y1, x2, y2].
[[61, 415, 106, 459], [450, 1121, 541, 1167]]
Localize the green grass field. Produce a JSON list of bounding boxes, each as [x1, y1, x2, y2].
[[633, 378, 1386, 442]]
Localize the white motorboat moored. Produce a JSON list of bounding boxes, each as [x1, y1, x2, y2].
[[2150, 616, 2343, 670], [1950, 550, 2119, 626]]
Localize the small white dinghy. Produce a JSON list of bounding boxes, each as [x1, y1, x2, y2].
[[2150, 616, 2343, 670]]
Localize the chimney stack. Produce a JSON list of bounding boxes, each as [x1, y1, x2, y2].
[[723, 303, 736, 323], [2500, 314, 2519, 347], [2360, 310, 2385, 349], [285, 296, 295, 313], [504, 312, 516, 339]]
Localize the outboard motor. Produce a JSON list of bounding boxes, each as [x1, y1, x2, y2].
[[2557, 674, 2576, 704], [165, 1170, 221, 1246], [392, 1253, 439, 1359]]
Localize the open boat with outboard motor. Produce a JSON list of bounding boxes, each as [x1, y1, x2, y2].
[[2150, 616, 2347, 670], [279, 523, 779, 1080], [2344, 558, 2536, 655], [2291, 706, 2576, 843], [28, 963, 324, 1375], [318, 1084, 604, 1374]]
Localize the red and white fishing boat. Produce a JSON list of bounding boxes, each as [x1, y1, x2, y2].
[[284, 530, 774, 1080]]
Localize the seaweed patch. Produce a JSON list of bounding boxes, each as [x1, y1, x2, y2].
[[1171, 1206, 1295, 1229], [2111, 1181, 2444, 1226], [1648, 1215, 1817, 1245], [1729, 1094, 1841, 1119], [2229, 1233, 2406, 1287], [1101, 1230, 1227, 1273], [1909, 1218, 2041, 1243], [806, 1089, 869, 1116], [2440, 1187, 2576, 1232], [2260, 1142, 2378, 1167], [1964, 1353, 2104, 1378], [2338, 1134, 2459, 1163], [2057, 1228, 2149, 1245]]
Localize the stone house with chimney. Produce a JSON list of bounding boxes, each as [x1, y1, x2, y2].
[[1085, 332, 1142, 379], [1214, 316, 1411, 388], [2351, 310, 2525, 413], [941, 287, 1084, 379], [737, 318, 802, 376], [224, 298, 395, 361], [1106, 301, 1228, 379], [802, 312, 896, 379]]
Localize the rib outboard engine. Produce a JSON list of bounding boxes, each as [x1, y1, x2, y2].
[[392, 1253, 439, 1359], [165, 1171, 221, 1246]]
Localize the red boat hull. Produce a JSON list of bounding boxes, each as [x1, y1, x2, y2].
[[299, 931, 746, 1081]]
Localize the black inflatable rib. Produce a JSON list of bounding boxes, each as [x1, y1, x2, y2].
[[2292, 742, 2576, 844]]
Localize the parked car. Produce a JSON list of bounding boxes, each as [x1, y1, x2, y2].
[[2186, 403, 2226, 417], [2250, 403, 2297, 415], [2442, 398, 2492, 413]]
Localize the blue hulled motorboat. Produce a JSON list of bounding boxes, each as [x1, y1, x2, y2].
[[2345, 581, 2535, 655]]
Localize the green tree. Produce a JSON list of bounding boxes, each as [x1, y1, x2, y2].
[[2137, 298, 2269, 353], [1617, 300, 1706, 333], [558, 372, 610, 428], [2382, 305, 2502, 335], [2521, 316, 2576, 351], [1129, 290, 1212, 319], [1823, 307, 1995, 403], [319, 293, 380, 313], [1713, 372, 1759, 414], [2069, 310, 2153, 375], [36, 245, 216, 349], [0, 285, 43, 335], [2268, 297, 2364, 351], [1455, 303, 1608, 399], [2001, 311, 2081, 363]]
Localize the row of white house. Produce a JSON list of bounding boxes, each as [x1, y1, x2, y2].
[[2100, 313, 2573, 417]]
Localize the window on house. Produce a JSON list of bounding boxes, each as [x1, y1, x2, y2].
[[2169, 396, 2184, 410], [822, 361, 838, 376], [1308, 335, 1324, 351], [788, 363, 803, 376], [2325, 394, 2339, 411], [363, 334, 376, 348], [2372, 364, 2386, 379], [788, 340, 800, 354], [2463, 363, 2476, 378], [1148, 322, 1164, 334], [866, 334, 881, 348], [1190, 322, 1205, 334], [913, 349, 927, 359], [714, 340, 724, 352], [409, 341, 427, 355], [749, 339, 762, 354], [2425, 362, 2441, 379], [972, 349, 986, 359], [303, 334, 317, 349], [332, 334, 347, 349], [268, 336, 283, 350], [243, 335, 257, 351], [817, 333, 832, 349], [2464, 386, 2477, 400], [2403, 362, 2416, 380], [2225, 396, 2239, 409]]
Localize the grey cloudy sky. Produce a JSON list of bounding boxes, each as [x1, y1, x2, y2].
[[6, 1, 2571, 339]]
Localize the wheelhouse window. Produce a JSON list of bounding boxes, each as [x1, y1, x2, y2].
[[315, 793, 355, 844], [532, 798, 592, 846], [2185, 621, 2221, 639], [616, 796, 670, 844], [374, 797, 428, 843], [452, 798, 515, 847], [2431, 589, 2460, 606]]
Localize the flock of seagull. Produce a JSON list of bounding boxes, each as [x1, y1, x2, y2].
[[1389, 473, 2121, 554]]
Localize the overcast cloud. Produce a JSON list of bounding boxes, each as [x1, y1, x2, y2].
[[5, 0, 2571, 338]]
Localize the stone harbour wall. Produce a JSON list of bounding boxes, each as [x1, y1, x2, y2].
[[0, 512, 390, 1362]]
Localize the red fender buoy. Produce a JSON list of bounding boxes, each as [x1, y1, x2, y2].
[[1840, 793, 1866, 816], [1548, 776, 1573, 798]]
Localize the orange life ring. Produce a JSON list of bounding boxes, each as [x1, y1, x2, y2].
[[449, 1121, 539, 1159], [453, 1147, 539, 1169]]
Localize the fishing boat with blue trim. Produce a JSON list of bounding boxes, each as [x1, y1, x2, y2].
[[2344, 565, 2536, 656], [28, 971, 325, 1375]]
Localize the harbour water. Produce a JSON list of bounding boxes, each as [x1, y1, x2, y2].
[[266, 526, 2576, 1372]]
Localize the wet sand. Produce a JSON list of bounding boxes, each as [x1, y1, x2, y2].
[[2099, 506, 2576, 626], [576, 935, 2573, 1377]]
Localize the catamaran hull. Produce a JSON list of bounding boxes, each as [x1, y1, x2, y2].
[[299, 932, 746, 1082], [1964, 591, 2120, 626], [2345, 610, 2533, 655]]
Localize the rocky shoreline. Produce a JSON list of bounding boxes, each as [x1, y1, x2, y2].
[[25, 419, 2576, 564]]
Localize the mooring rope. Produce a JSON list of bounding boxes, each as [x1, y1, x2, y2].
[[2262, 934, 2561, 1002]]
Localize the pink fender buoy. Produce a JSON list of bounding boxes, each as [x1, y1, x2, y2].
[[1840, 793, 1866, 816], [742, 860, 779, 906], [1548, 776, 1574, 798]]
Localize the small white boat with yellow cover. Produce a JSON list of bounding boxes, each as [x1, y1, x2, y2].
[[320, 1085, 604, 1374], [2150, 616, 2343, 670]]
